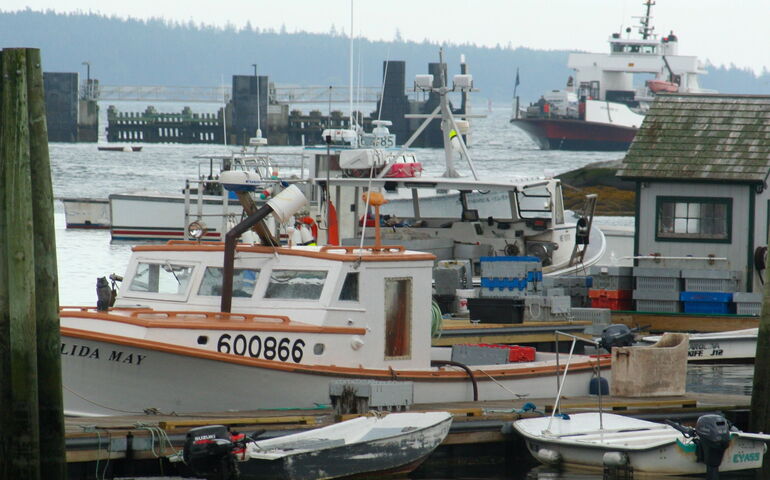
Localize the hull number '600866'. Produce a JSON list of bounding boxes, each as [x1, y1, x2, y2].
[[217, 334, 305, 363]]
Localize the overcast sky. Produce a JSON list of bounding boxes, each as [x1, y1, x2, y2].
[[5, 0, 769, 73]]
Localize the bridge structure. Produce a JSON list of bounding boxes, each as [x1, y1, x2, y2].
[[94, 84, 383, 104]]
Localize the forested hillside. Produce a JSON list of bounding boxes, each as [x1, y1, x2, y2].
[[1, 9, 767, 101]]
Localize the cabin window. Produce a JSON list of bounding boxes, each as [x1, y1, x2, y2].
[[516, 185, 553, 219], [129, 262, 193, 295], [384, 277, 411, 359], [338, 272, 359, 301], [265, 270, 327, 300], [197, 267, 259, 297], [656, 196, 732, 243]]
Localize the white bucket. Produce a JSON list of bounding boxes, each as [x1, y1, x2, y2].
[[455, 288, 477, 314], [267, 185, 308, 223]]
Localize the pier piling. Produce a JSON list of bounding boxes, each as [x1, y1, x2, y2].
[[751, 232, 770, 472], [0, 47, 66, 480]]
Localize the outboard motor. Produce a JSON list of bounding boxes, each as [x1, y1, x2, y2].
[[694, 414, 733, 480], [183, 425, 238, 480], [598, 324, 635, 352]]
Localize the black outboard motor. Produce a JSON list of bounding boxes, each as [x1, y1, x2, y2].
[[183, 425, 238, 480], [598, 324, 635, 352], [694, 414, 733, 480]]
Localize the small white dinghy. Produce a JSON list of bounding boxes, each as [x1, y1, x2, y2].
[[182, 411, 452, 480], [514, 412, 770, 476]]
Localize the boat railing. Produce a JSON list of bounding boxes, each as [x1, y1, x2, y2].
[[549, 331, 605, 433]]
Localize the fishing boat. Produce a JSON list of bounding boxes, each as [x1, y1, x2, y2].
[[642, 328, 758, 363], [510, 0, 711, 151], [310, 53, 606, 275], [182, 411, 452, 480], [514, 412, 770, 476], [109, 142, 297, 242], [59, 185, 610, 417], [98, 145, 142, 152]]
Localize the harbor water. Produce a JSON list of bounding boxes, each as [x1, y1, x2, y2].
[[50, 104, 755, 479]]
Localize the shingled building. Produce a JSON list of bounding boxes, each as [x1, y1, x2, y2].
[[617, 94, 770, 292]]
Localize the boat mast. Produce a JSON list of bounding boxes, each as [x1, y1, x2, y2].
[[349, 0, 355, 132], [638, 0, 655, 39]]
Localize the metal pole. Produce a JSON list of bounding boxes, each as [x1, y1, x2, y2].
[[252, 64, 261, 135]]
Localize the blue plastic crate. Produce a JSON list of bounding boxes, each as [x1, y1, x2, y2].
[[481, 277, 527, 291], [683, 301, 733, 314], [679, 292, 733, 303]]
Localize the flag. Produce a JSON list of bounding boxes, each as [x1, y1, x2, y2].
[[515, 68, 520, 87]]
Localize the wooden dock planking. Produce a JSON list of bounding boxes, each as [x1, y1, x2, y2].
[[613, 312, 758, 333]]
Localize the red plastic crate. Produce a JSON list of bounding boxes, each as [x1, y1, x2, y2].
[[475, 343, 536, 362], [588, 289, 632, 300]]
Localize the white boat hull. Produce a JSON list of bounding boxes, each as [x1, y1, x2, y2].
[[109, 191, 237, 241], [237, 412, 451, 479], [60, 329, 604, 417], [642, 329, 758, 362], [61, 197, 110, 229], [515, 413, 769, 475]]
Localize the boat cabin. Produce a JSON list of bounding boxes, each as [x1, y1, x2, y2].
[[111, 242, 436, 370], [617, 94, 770, 293], [314, 176, 585, 274]]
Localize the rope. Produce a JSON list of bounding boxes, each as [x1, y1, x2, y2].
[[431, 299, 443, 338]]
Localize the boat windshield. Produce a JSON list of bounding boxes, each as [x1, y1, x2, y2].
[[516, 185, 553, 219], [265, 269, 328, 300], [198, 267, 259, 298], [129, 262, 194, 295]]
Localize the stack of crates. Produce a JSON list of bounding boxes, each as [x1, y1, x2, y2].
[[633, 267, 682, 313], [588, 265, 633, 310], [479, 256, 542, 298], [543, 276, 592, 307], [734, 292, 763, 316], [679, 269, 740, 314], [524, 294, 572, 322], [571, 307, 612, 336]]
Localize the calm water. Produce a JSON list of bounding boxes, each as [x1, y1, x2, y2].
[[50, 103, 754, 480]]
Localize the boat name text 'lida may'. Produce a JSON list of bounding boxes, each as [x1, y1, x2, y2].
[[61, 342, 147, 365]]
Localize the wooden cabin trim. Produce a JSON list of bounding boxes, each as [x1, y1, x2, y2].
[[60, 308, 367, 335]]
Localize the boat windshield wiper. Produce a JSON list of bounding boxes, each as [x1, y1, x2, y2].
[[164, 261, 181, 285]]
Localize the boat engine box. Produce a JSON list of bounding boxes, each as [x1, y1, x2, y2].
[[329, 380, 413, 415], [467, 297, 524, 323], [434, 259, 473, 296]]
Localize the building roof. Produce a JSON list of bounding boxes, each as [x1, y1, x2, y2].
[[617, 94, 770, 183]]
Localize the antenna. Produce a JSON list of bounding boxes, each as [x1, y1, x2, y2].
[[348, 0, 354, 130]]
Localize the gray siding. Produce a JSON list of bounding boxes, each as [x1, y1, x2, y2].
[[638, 182, 750, 287]]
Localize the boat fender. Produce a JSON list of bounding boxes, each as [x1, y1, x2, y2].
[[535, 448, 561, 465], [754, 246, 767, 285], [602, 451, 628, 467]]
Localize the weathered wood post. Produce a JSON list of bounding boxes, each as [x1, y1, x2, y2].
[[27, 47, 67, 480], [0, 47, 66, 480], [751, 233, 770, 474]]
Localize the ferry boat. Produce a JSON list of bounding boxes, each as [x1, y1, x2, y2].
[[59, 186, 610, 416], [510, 0, 711, 151]]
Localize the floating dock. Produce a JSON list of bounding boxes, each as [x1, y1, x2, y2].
[[62, 393, 752, 479]]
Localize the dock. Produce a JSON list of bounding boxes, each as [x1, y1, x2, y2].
[[62, 393, 752, 479]]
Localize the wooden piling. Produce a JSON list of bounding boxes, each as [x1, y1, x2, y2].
[[751, 231, 770, 469], [1, 47, 41, 480], [27, 48, 67, 480], [0, 47, 65, 480]]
